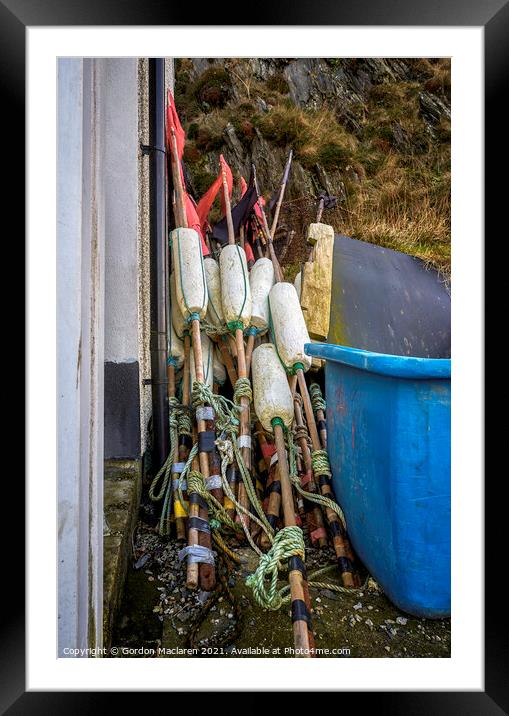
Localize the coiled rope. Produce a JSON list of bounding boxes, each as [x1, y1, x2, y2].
[[245, 526, 305, 610], [149, 397, 193, 536], [309, 382, 326, 413]]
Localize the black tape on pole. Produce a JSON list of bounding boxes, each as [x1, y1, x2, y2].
[[198, 430, 216, 453], [288, 556, 307, 579], [291, 599, 311, 626], [337, 556, 353, 573], [189, 516, 211, 534], [189, 493, 208, 510]]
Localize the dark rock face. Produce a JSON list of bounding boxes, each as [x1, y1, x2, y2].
[[176, 57, 450, 224]]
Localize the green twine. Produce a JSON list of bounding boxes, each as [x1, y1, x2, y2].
[[148, 397, 196, 536], [290, 362, 305, 375], [245, 526, 305, 610], [309, 383, 326, 413], [233, 377, 253, 405], [311, 449, 332, 479]]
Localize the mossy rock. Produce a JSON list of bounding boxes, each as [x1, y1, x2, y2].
[[192, 67, 232, 108]]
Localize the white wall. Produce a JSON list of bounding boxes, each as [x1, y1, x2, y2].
[[57, 58, 104, 655]]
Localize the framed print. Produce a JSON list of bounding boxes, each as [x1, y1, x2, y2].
[[11, 0, 496, 709]]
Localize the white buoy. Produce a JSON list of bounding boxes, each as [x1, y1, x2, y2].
[[249, 257, 274, 331], [252, 343, 294, 433], [170, 272, 186, 340], [294, 270, 302, 300], [171, 228, 208, 321], [168, 316, 185, 369], [269, 282, 312, 372], [213, 347, 226, 387], [190, 331, 213, 389], [219, 244, 252, 329], [203, 257, 224, 329]]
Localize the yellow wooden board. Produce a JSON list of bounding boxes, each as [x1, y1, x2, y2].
[[300, 223, 334, 341]]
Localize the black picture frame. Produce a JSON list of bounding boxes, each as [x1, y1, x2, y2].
[[10, 0, 494, 710]]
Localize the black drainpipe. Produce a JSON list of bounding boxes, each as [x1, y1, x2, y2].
[[148, 58, 169, 472]]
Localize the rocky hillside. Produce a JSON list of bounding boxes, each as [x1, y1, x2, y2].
[[175, 58, 451, 278]]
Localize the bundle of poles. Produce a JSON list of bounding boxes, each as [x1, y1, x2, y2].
[[151, 132, 361, 658]]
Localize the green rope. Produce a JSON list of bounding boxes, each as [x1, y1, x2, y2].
[[245, 526, 305, 610], [186, 469, 242, 535], [233, 377, 253, 405], [309, 383, 326, 413], [149, 397, 180, 502], [311, 449, 332, 479], [148, 397, 196, 536], [285, 429, 347, 527], [215, 437, 274, 556]]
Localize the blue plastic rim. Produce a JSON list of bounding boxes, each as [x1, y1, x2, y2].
[[305, 342, 451, 618], [305, 342, 451, 379]]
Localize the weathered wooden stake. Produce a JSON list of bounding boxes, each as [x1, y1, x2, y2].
[[273, 421, 315, 657]]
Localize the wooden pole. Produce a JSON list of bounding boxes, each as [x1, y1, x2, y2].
[[316, 196, 325, 224], [273, 421, 315, 657], [173, 341, 190, 542], [296, 368, 354, 588], [169, 128, 215, 590], [222, 168, 252, 531], [270, 150, 293, 242], [310, 382, 327, 449], [252, 165, 284, 282], [292, 393, 328, 549]]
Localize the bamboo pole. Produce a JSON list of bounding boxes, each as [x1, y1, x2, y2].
[[273, 421, 315, 657], [222, 168, 252, 531], [169, 128, 215, 590]]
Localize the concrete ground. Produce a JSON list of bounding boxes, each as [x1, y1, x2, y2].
[[110, 514, 450, 658]]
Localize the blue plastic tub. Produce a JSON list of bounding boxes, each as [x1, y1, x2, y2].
[[305, 342, 451, 618]]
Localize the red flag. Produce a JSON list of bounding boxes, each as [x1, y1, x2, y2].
[[219, 155, 233, 218], [166, 91, 209, 255], [186, 194, 210, 256], [195, 155, 232, 234], [240, 175, 248, 198], [244, 241, 255, 264], [166, 91, 185, 162], [254, 194, 266, 222]]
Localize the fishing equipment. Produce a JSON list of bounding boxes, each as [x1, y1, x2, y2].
[[249, 258, 275, 332], [170, 272, 186, 340], [269, 149, 293, 243], [295, 370, 355, 588], [171, 228, 208, 323], [269, 282, 312, 373], [203, 256, 224, 331], [291, 391, 328, 549], [250, 342, 315, 656], [294, 271, 302, 300], [219, 244, 252, 330], [309, 382, 327, 448], [252, 164, 283, 282], [168, 312, 185, 372], [252, 344, 293, 433], [219, 167, 254, 530], [190, 330, 214, 391], [213, 347, 227, 389], [169, 126, 217, 591]]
